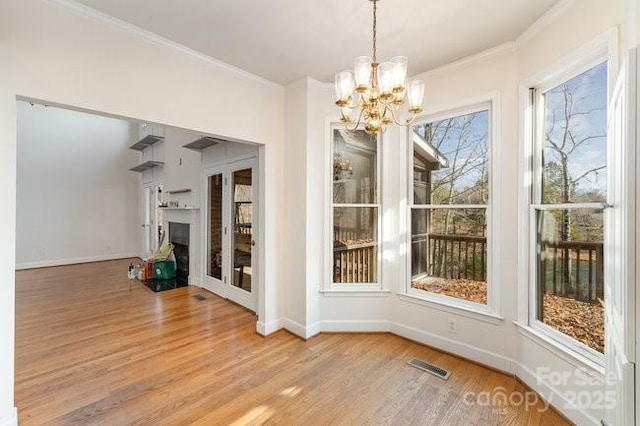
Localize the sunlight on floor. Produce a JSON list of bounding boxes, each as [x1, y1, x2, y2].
[[229, 405, 274, 426], [279, 386, 302, 397]]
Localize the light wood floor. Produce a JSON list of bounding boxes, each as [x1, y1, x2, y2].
[[15, 258, 570, 425]]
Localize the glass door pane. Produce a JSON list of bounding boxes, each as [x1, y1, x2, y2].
[[231, 168, 252, 292], [207, 173, 223, 280]]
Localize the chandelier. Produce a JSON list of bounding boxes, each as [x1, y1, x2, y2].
[[334, 0, 425, 135]]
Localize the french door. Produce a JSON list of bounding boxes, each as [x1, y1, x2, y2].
[[142, 184, 163, 257], [203, 159, 257, 311]]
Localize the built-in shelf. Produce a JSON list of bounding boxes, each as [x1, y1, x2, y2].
[[159, 206, 199, 210], [129, 160, 164, 172], [129, 134, 164, 151], [165, 189, 192, 194], [183, 136, 224, 151]]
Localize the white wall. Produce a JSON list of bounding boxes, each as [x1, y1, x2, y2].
[[0, 1, 284, 424], [15, 101, 141, 268], [281, 79, 309, 334], [0, 10, 17, 424]]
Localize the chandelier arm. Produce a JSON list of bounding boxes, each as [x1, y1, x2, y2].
[[344, 107, 365, 132], [387, 104, 420, 127]]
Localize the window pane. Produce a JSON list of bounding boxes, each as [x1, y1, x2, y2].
[[542, 62, 607, 204], [232, 168, 253, 292], [333, 207, 378, 283], [207, 174, 223, 280], [411, 208, 487, 304], [413, 110, 489, 205], [333, 128, 377, 204], [536, 208, 604, 353]]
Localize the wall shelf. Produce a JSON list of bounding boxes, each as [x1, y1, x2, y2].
[[129, 134, 164, 151], [183, 136, 223, 151], [165, 189, 192, 194], [129, 160, 164, 172], [159, 207, 199, 210]]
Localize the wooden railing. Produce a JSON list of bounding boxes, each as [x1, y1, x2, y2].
[[411, 232, 603, 305], [333, 242, 376, 283], [539, 240, 604, 303], [412, 233, 487, 281]]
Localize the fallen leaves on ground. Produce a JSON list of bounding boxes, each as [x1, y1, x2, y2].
[[412, 277, 487, 304], [412, 277, 604, 353], [543, 293, 604, 353]]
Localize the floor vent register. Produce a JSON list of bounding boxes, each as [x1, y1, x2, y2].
[[407, 358, 452, 380]]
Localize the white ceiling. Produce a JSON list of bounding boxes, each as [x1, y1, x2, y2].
[[74, 0, 559, 85]]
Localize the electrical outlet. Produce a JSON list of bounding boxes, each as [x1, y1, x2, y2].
[[447, 317, 457, 334]]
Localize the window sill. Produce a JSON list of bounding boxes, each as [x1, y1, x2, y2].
[[514, 321, 605, 375], [396, 292, 504, 325], [319, 289, 392, 297]]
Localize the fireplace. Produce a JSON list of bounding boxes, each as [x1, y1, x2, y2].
[[169, 222, 190, 285]]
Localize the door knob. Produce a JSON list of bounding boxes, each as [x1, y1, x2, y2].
[[251, 240, 256, 246]]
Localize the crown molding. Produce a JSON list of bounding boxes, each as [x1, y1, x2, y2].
[[516, 0, 579, 46], [46, 0, 282, 90], [418, 42, 516, 79]]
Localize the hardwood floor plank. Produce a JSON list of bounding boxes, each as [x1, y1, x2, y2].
[[15, 259, 570, 425]]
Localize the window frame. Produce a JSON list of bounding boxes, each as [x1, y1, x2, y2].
[[404, 99, 500, 316], [324, 122, 383, 291], [528, 56, 610, 365]]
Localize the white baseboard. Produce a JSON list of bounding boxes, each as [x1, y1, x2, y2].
[[15, 252, 140, 270], [281, 319, 320, 339], [256, 318, 283, 336], [0, 407, 18, 426], [389, 321, 515, 374], [319, 320, 391, 333], [515, 362, 600, 425]]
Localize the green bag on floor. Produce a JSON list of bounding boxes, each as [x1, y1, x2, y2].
[[153, 260, 176, 280]]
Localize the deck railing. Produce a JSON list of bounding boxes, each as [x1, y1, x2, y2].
[[412, 233, 487, 281], [333, 243, 377, 283], [539, 240, 604, 303]]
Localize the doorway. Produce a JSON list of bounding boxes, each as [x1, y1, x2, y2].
[[203, 158, 258, 311]]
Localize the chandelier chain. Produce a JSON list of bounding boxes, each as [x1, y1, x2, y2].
[[372, 0, 377, 63]]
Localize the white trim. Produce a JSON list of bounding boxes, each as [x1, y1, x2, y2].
[[410, 204, 488, 210], [515, 322, 605, 374], [319, 289, 392, 297], [531, 202, 611, 210], [516, 0, 579, 46], [519, 28, 618, 93], [515, 362, 601, 426], [389, 321, 514, 373], [256, 318, 283, 336], [46, 0, 281, 89], [420, 42, 516, 78], [15, 252, 140, 270], [282, 318, 320, 339], [396, 293, 504, 325], [0, 408, 18, 426], [416, 100, 494, 125]]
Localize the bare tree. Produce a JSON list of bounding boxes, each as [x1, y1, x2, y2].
[[543, 80, 606, 296]]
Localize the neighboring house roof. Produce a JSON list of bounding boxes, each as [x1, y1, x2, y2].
[[413, 131, 449, 169]]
